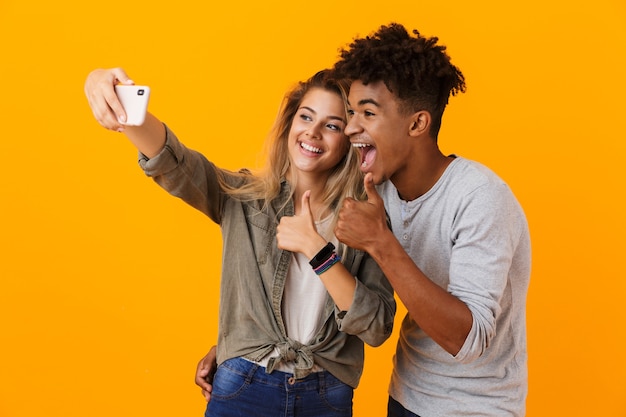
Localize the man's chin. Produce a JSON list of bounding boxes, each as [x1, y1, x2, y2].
[[373, 175, 387, 186], [363, 170, 385, 186]]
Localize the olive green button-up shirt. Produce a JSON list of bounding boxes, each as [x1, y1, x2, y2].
[[139, 126, 396, 388]]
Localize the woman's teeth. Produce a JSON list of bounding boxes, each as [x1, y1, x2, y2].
[[301, 142, 322, 153]]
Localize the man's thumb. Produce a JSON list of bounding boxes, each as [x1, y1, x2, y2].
[[364, 173, 381, 203]]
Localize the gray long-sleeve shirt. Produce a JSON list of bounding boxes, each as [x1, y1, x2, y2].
[[384, 157, 531, 416], [139, 126, 396, 388]]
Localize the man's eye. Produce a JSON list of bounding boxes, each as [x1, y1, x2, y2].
[[347, 109, 355, 117], [364, 110, 375, 117]]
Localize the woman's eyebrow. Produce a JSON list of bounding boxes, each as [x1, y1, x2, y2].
[[300, 106, 346, 123], [300, 106, 317, 114]]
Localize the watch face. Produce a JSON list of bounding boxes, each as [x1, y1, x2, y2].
[[318, 243, 334, 258], [310, 243, 335, 267]]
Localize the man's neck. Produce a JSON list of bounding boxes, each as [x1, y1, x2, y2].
[[393, 152, 454, 202]]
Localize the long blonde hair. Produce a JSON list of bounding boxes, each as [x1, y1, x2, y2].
[[219, 70, 364, 238]]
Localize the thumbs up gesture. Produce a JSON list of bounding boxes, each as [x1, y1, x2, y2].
[[277, 190, 327, 258], [335, 173, 388, 252]]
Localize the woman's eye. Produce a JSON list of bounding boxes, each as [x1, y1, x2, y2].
[[300, 113, 312, 121], [326, 123, 341, 131]]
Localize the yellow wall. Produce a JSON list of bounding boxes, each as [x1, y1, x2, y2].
[[1, 1, 625, 416]]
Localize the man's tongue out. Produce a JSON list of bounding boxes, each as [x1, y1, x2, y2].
[[361, 146, 377, 170]]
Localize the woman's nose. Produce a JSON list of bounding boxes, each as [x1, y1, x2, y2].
[[305, 124, 321, 138]]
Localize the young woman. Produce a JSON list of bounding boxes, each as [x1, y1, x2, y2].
[[84, 68, 396, 417]]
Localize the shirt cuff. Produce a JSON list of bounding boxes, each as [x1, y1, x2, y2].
[[138, 124, 182, 177]]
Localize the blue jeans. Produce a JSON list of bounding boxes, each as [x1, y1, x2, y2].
[[205, 357, 353, 417], [387, 396, 421, 417]]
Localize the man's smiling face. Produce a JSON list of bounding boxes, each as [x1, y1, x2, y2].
[[345, 80, 415, 186]]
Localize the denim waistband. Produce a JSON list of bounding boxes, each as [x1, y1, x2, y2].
[[224, 356, 346, 390]]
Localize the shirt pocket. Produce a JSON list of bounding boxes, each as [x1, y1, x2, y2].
[[242, 204, 275, 265]]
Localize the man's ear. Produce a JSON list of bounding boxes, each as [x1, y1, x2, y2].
[[409, 111, 430, 137]]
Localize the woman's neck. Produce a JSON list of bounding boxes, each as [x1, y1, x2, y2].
[[291, 173, 331, 219]]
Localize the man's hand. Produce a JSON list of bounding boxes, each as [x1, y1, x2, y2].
[[194, 346, 217, 402], [335, 173, 388, 252]]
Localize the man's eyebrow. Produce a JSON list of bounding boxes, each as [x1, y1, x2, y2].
[[347, 98, 381, 107]]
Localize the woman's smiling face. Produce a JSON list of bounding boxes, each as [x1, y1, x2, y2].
[[288, 87, 349, 179]]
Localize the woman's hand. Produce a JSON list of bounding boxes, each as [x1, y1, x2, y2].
[[84, 67, 135, 132], [277, 191, 327, 258], [84, 67, 166, 157]]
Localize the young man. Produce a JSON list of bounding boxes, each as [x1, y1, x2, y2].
[[196, 23, 531, 417], [332, 23, 531, 417]]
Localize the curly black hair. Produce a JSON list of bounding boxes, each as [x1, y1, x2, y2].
[[333, 23, 466, 137]]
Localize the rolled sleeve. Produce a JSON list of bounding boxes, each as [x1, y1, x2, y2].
[[138, 125, 185, 177], [336, 255, 396, 347], [449, 183, 522, 363]]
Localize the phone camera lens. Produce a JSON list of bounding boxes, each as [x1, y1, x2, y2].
[[137, 89, 145, 95]]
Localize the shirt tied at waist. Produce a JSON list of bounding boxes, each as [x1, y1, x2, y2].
[[266, 339, 315, 379]]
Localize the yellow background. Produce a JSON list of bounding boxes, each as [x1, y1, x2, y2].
[[1, 0, 625, 416]]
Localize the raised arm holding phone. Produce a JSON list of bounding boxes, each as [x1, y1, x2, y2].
[[84, 67, 396, 417]]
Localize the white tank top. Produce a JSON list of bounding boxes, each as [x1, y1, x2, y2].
[[257, 215, 336, 373]]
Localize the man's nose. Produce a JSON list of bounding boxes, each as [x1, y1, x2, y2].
[[344, 114, 361, 137]]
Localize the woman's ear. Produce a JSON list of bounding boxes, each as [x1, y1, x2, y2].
[[409, 111, 430, 137]]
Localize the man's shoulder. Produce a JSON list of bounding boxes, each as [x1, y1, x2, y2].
[[446, 157, 508, 191]]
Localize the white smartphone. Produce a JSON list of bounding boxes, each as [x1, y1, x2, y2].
[[114, 85, 151, 126]]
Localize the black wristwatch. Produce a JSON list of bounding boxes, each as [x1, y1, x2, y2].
[[309, 242, 336, 269]]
